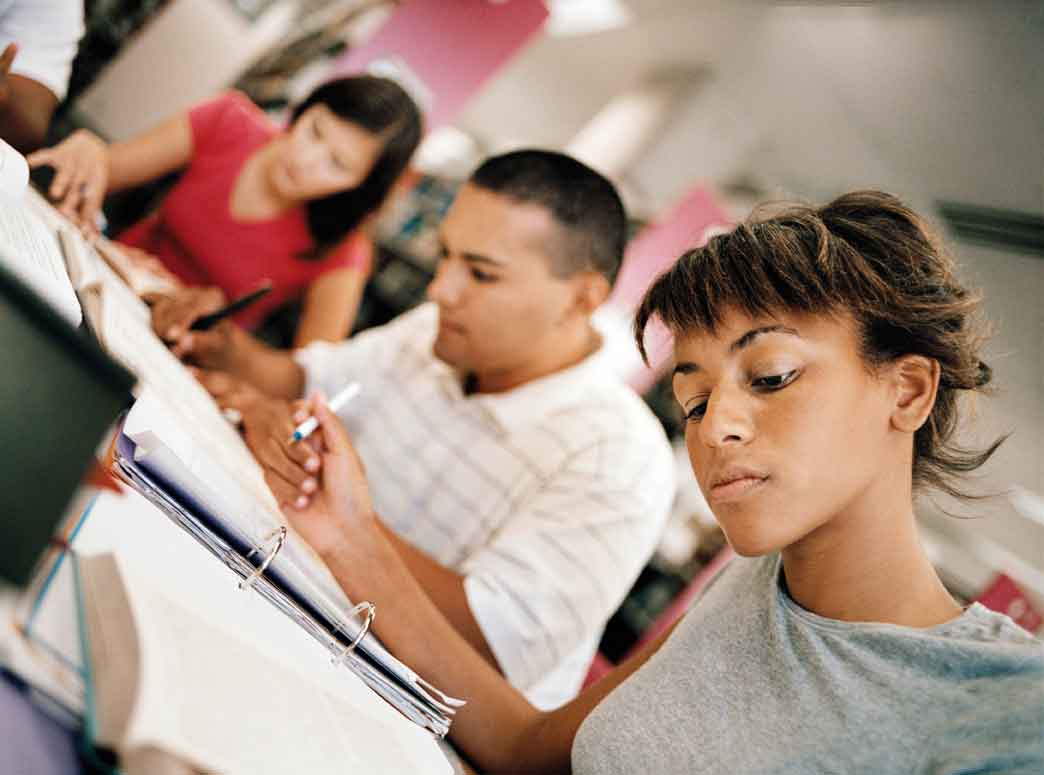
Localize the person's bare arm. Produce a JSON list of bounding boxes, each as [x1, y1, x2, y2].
[[293, 267, 367, 348], [0, 43, 56, 153], [286, 397, 679, 774], [375, 524, 503, 672], [27, 111, 192, 229]]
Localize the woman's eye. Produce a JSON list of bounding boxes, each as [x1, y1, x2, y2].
[[323, 145, 346, 171], [684, 401, 708, 423], [752, 370, 799, 390], [470, 268, 496, 283]]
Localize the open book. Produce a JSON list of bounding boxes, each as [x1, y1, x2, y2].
[[81, 552, 450, 775], [91, 237, 179, 298], [0, 190, 82, 327]]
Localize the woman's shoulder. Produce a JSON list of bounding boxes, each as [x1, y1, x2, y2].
[[188, 90, 275, 156], [314, 229, 374, 273]]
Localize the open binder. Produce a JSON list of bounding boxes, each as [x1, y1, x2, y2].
[[11, 181, 466, 738], [112, 427, 464, 737]]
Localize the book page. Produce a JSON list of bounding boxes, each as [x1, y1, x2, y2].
[[23, 187, 69, 232], [93, 238, 178, 297], [0, 192, 82, 326], [56, 226, 101, 292], [82, 553, 449, 775]]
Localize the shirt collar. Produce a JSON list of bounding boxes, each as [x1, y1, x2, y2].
[[471, 329, 613, 434], [419, 304, 620, 433]]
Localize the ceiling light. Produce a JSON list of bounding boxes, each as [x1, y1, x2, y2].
[[546, 0, 632, 37]]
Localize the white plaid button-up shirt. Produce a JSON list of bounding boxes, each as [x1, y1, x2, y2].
[[295, 304, 675, 708]]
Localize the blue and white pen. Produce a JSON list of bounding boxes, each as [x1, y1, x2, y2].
[[288, 382, 361, 443]]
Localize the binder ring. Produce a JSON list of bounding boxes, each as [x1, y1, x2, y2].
[[332, 601, 375, 665], [239, 526, 287, 591]]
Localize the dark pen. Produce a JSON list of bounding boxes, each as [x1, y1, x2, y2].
[[189, 282, 272, 331]]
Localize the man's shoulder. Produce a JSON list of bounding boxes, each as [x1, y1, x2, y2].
[[387, 301, 439, 334], [529, 380, 673, 467], [294, 304, 437, 391], [367, 303, 439, 363], [335, 303, 438, 360], [556, 377, 665, 432]]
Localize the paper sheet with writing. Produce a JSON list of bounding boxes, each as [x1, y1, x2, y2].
[[30, 195, 360, 638], [19, 188, 175, 295], [0, 191, 82, 326]]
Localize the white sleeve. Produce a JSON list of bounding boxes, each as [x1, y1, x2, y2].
[[293, 303, 437, 400], [0, 0, 84, 100], [461, 428, 675, 692]]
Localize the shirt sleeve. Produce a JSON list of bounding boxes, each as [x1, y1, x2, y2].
[[462, 425, 676, 692], [323, 230, 374, 273], [187, 90, 258, 157], [0, 0, 84, 100]]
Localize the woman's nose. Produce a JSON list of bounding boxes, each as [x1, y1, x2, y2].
[[698, 388, 754, 448]]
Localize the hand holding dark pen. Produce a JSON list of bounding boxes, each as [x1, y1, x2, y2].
[[147, 282, 271, 369], [146, 285, 226, 343]]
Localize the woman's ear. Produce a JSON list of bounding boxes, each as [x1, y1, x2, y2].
[[889, 355, 941, 433]]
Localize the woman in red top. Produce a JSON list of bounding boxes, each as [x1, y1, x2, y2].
[[29, 76, 422, 346]]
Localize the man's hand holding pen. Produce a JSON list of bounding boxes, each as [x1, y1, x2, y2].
[[195, 373, 373, 555], [280, 394, 378, 559], [195, 370, 322, 509]]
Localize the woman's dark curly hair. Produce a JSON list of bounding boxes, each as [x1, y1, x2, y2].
[[634, 190, 1005, 501]]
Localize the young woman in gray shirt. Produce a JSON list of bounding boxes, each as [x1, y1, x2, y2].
[[292, 190, 1044, 774]]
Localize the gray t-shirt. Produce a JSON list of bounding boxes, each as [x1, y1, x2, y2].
[[573, 554, 1044, 774]]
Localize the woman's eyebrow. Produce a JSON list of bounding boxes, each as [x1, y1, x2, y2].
[[672, 325, 801, 378], [729, 325, 800, 354]]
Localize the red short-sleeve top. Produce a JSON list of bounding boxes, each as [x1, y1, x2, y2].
[[118, 91, 372, 330]]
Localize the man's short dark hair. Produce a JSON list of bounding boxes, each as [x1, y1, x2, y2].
[[469, 149, 627, 284]]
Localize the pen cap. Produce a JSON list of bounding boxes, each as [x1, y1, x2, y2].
[[0, 137, 29, 200]]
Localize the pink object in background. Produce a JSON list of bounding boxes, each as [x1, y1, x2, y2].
[[332, 0, 549, 132], [975, 573, 1043, 634], [608, 187, 731, 392]]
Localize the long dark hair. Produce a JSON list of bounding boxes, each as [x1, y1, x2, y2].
[[291, 75, 423, 258], [634, 190, 1004, 502]]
